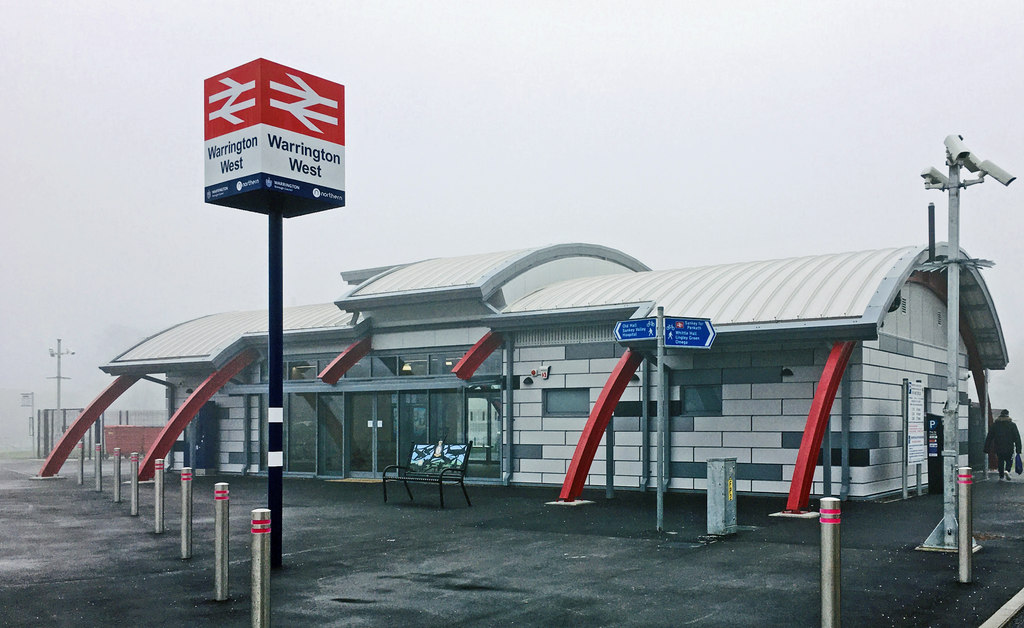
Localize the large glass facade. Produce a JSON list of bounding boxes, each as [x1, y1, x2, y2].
[[273, 349, 503, 480]]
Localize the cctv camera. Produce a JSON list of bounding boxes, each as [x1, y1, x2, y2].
[[920, 166, 949, 187], [962, 152, 984, 173], [944, 134, 972, 162], [979, 159, 1016, 186]]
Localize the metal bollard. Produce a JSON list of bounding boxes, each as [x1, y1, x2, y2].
[[251, 508, 271, 628], [130, 452, 139, 516], [820, 497, 841, 628], [155, 458, 165, 534], [94, 443, 103, 492], [215, 483, 230, 601], [78, 441, 85, 485], [181, 467, 193, 560], [113, 448, 122, 503], [958, 466, 973, 583]]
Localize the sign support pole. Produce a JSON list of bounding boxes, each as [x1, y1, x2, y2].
[[268, 209, 284, 569], [656, 306, 666, 532]]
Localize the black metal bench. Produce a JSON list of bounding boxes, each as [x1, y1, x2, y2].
[[382, 442, 473, 508]]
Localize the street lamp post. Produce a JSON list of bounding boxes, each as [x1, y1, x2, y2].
[[919, 135, 1015, 550]]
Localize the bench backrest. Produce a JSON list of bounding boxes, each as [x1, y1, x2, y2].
[[407, 442, 472, 474]]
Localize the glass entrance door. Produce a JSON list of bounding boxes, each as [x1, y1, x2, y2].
[[346, 392, 397, 476]]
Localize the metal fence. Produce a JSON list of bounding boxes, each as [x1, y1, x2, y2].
[[35, 409, 167, 458]]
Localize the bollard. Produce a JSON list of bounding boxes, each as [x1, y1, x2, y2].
[[958, 466, 973, 583], [181, 467, 193, 560], [251, 508, 271, 628], [94, 443, 103, 493], [78, 441, 85, 485], [155, 458, 165, 534], [820, 497, 841, 628], [113, 448, 122, 503], [214, 483, 230, 601], [130, 452, 139, 516]]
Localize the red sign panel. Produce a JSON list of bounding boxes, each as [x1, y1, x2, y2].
[[204, 58, 345, 146]]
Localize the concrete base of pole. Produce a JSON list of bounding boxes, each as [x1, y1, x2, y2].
[[545, 500, 595, 507], [769, 510, 821, 519], [29, 475, 66, 481]]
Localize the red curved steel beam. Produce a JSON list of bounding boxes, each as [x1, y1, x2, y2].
[[318, 336, 372, 385], [139, 349, 258, 481], [452, 331, 504, 381], [785, 341, 856, 512], [559, 349, 644, 502], [38, 375, 140, 477]]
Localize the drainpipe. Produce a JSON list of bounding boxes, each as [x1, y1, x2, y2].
[[641, 359, 650, 491], [503, 337, 514, 486], [840, 372, 851, 500]]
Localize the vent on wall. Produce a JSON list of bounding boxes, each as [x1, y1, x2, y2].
[[900, 297, 907, 315], [515, 324, 612, 347]]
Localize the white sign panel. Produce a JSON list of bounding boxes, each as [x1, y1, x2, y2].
[[906, 381, 926, 464]]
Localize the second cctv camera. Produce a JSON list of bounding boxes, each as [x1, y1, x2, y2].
[[980, 159, 1017, 186]]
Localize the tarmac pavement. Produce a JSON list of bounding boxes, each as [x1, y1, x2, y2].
[[3, 454, 1024, 627]]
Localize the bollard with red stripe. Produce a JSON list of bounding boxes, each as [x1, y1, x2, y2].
[[113, 448, 122, 503], [820, 497, 840, 628], [252, 508, 271, 627], [154, 458, 165, 534], [78, 441, 85, 485], [130, 452, 140, 516], [214, 483, 230, 601], [180, 467, 193, 560], [94, 443, 103, 493], [958, 466, 973, 583]]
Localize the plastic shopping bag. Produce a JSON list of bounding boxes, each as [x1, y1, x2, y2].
[[1015, 453, 1022, 475]]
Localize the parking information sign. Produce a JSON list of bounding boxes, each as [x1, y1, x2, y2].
[[204, 58, 345, 217], [906, 380, 926, 464]]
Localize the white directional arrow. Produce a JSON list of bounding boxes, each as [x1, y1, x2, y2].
[[208, 77, 256, 125], [269, 73, 338, 133]]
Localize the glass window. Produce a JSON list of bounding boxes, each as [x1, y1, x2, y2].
[[317, 394, 344, 476], [286, 393, 316, 472], [398, 355, 429, 376], [288, 360, 318, 380], [345, 357, 370, 379], [430, 390, 464, 443], [467, 392, 501, 478], [476, 350, 503, 375], [682, 385, 723, 416], [372, 356, 399, 377], [543, 388, 590, 416], [430, 353, 463, 375]]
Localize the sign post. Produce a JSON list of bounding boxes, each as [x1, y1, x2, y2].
[[205, 58, 345, 568], [616, 314, 716, 532], [904, 380, 926, 499]]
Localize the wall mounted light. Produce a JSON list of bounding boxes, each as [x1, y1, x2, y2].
[[781, 367, 794, 377], [522, 376, 534, 386]]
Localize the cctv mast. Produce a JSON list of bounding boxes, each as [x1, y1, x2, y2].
[[919, 135, 1015, 553]]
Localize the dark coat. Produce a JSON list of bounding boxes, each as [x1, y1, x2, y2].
[[985, 417, 1022, 457]]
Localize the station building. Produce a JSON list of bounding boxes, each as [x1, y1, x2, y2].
[[72, 242, 1006, 502]]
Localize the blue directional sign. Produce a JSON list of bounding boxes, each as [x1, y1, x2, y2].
[[664, 317, 716, 349], [613, 318, 658, 341]]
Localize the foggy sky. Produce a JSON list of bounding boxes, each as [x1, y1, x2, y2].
[[2, 2, 1023, 439]]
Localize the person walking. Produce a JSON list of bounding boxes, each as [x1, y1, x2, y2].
[[985, 409, 1022, 481]]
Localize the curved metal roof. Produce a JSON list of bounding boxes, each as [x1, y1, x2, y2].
[[505, 247, 919, 324], [105, 304, 353, 372], [337, 243, 649, 308]]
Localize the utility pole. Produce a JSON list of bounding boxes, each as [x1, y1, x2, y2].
[[48, 339, 74, 430]]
